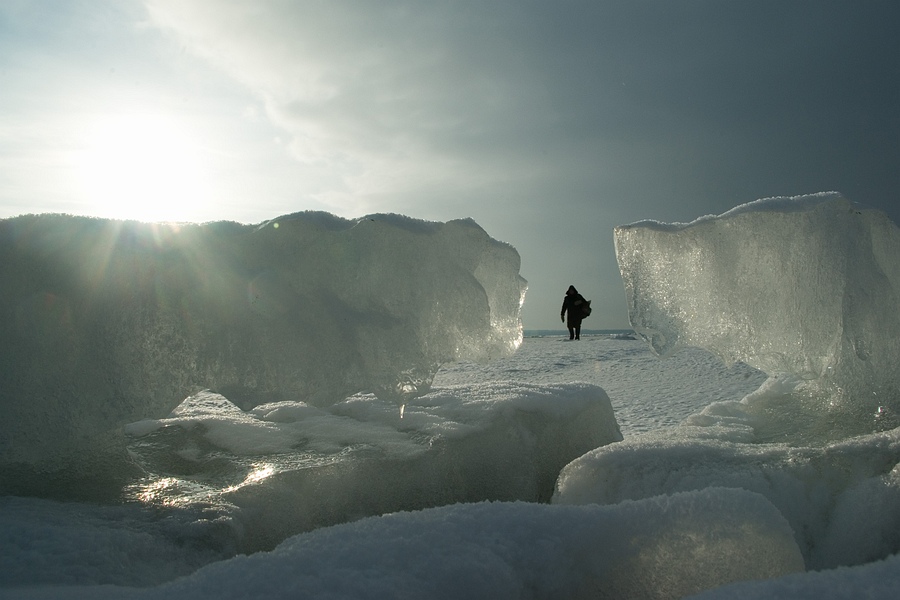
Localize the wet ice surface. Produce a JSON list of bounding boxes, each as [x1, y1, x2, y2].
[[433, 334, 767, 436]]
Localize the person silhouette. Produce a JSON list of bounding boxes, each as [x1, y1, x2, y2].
[[560, 285, 587, 340]]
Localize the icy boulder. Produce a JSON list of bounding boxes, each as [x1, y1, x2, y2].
[[614, 192, 900, 427], [554, 422, 900, 570], [0, 212, 525, 496], [125, 381, 622, 551], [5, 489, 804, 600]]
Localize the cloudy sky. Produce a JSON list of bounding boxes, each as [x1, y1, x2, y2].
[[2, 1, 898, 330]]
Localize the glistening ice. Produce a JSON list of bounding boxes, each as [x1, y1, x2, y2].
[[3, 194, 900, 599]]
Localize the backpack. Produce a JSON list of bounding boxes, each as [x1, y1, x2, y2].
[[580, 299, 592, 319]]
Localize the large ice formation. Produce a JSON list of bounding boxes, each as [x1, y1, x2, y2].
[[0, 212, 525, 495], [614, 192, 900, 433], [555, 193, 900, 577]]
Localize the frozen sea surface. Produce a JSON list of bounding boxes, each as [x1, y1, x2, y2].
[[435, 332, 766, 436]]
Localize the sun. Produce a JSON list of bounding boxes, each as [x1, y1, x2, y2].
[[76, 112, 213, 223]]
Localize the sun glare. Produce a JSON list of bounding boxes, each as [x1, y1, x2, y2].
[[76, 113, 212, 223]]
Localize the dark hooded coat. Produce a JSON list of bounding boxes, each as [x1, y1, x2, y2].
[[561, 285, 587, 327]]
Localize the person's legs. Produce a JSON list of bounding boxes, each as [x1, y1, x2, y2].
[[575, 323, 581, 340], [567, 325, 575, 340]]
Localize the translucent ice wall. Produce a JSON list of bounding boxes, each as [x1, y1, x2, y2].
[[614, 193, 900, 427], [551, 193, 900, 579], [0, 212, 526, 495]]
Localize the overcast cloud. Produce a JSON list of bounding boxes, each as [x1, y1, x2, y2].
[[2, 1, 898, 329]]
